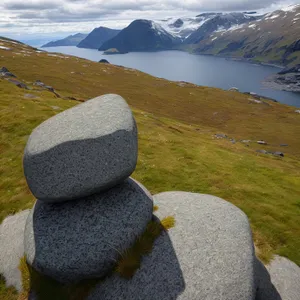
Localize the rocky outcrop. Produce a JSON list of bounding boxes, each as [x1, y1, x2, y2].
[[263, 64, 300, 92], [278, 64, 300, 75], [171, 18, 184, 28], [8, 79, 28, 89], [0, 66, 16, 78], [0, 66, 29, 89]]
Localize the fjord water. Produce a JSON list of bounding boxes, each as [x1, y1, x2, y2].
[[43, 46, 300, 107]]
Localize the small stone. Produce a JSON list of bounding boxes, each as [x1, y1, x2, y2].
[[88, 192, 256, 300], [0, 210, 31, 292], [8, 79, 28, 89], [50, 105, 61, 110], [229, 87, 239, 92], [280, 144, 288, 147], [215, 133, 227, 139], [241, 140, 251, 143], [249, 98, 262, 104], [23, 94, 138, 202], [257, 140, 267, 145], [0, 46, 11, 51], [24, 94, 39, 99], [273, 152, 284, 157], [24, 178, 153, 283], [256, 149, 268, 154]]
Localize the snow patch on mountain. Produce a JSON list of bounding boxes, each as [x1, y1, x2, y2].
[[281, 4, 300, 12], [156, 15, 214, 39], [150, 21, 165, 36]]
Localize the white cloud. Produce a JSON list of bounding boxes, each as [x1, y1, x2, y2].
[[0, 0, 298, 39]]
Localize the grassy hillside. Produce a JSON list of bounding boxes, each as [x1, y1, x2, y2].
[[0, 37, 300, 270], [191, 6, 300, 67]]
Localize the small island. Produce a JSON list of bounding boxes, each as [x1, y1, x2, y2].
[[99, 59, 110, 64]]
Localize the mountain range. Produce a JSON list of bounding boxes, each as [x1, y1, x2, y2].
[[42, 5, 300, 67], [41, 33, 88, 48], [191, 4, 300, 67]]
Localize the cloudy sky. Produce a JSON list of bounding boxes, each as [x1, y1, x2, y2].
[[0, 0, 298, 43]]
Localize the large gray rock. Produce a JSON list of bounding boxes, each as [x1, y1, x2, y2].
[[24, 178, 153, 283], [23, 94, 137, 202], [0, 210, 30, 291], [255, 256, 300, 300], [88, 192, 256, 300]]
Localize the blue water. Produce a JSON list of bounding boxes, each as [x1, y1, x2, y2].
[[42, 46, 300, 107]]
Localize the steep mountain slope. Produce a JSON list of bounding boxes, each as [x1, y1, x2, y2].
[[156, 13, 257, 43], [77, 27, 121, 49], [184, 13, 258, 44], [41, 33, 88, 48], [192, 5, 300, 67], [99, 20, 181, 52]]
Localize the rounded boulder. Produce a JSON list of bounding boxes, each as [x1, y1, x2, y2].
[[88, 192, 256, 300], [24, 178, 153, 283], [0, 210, 31, 292], [23, 94, 138, 202]]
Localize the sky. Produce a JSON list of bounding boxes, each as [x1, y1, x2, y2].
[[0, 0, 299, 43]]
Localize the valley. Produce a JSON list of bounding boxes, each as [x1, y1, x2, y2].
[[42, 46, 300, 107], [40, 4, 300, 95]]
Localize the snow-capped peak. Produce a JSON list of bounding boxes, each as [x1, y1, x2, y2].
[[155, 12, 259, 42], [155, 14, 216, 39]]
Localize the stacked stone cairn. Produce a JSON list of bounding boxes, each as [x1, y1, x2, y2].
[[1, 93, 300, 299], [23, 94, 153, 284]]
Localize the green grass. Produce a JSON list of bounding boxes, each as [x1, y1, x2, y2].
[[116, 216, 175, 279], [0, 274, 18, 300], [0, 39, 300, 269]]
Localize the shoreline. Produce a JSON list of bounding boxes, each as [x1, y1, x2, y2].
[[188, 51, 284, 69], [41, 46, 300, 107]]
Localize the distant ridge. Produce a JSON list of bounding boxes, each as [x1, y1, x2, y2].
[[41, 33, 88, 48], [77, 27, 121, 49]]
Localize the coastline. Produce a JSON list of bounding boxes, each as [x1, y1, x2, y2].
[[41, 46, 300, 107]]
